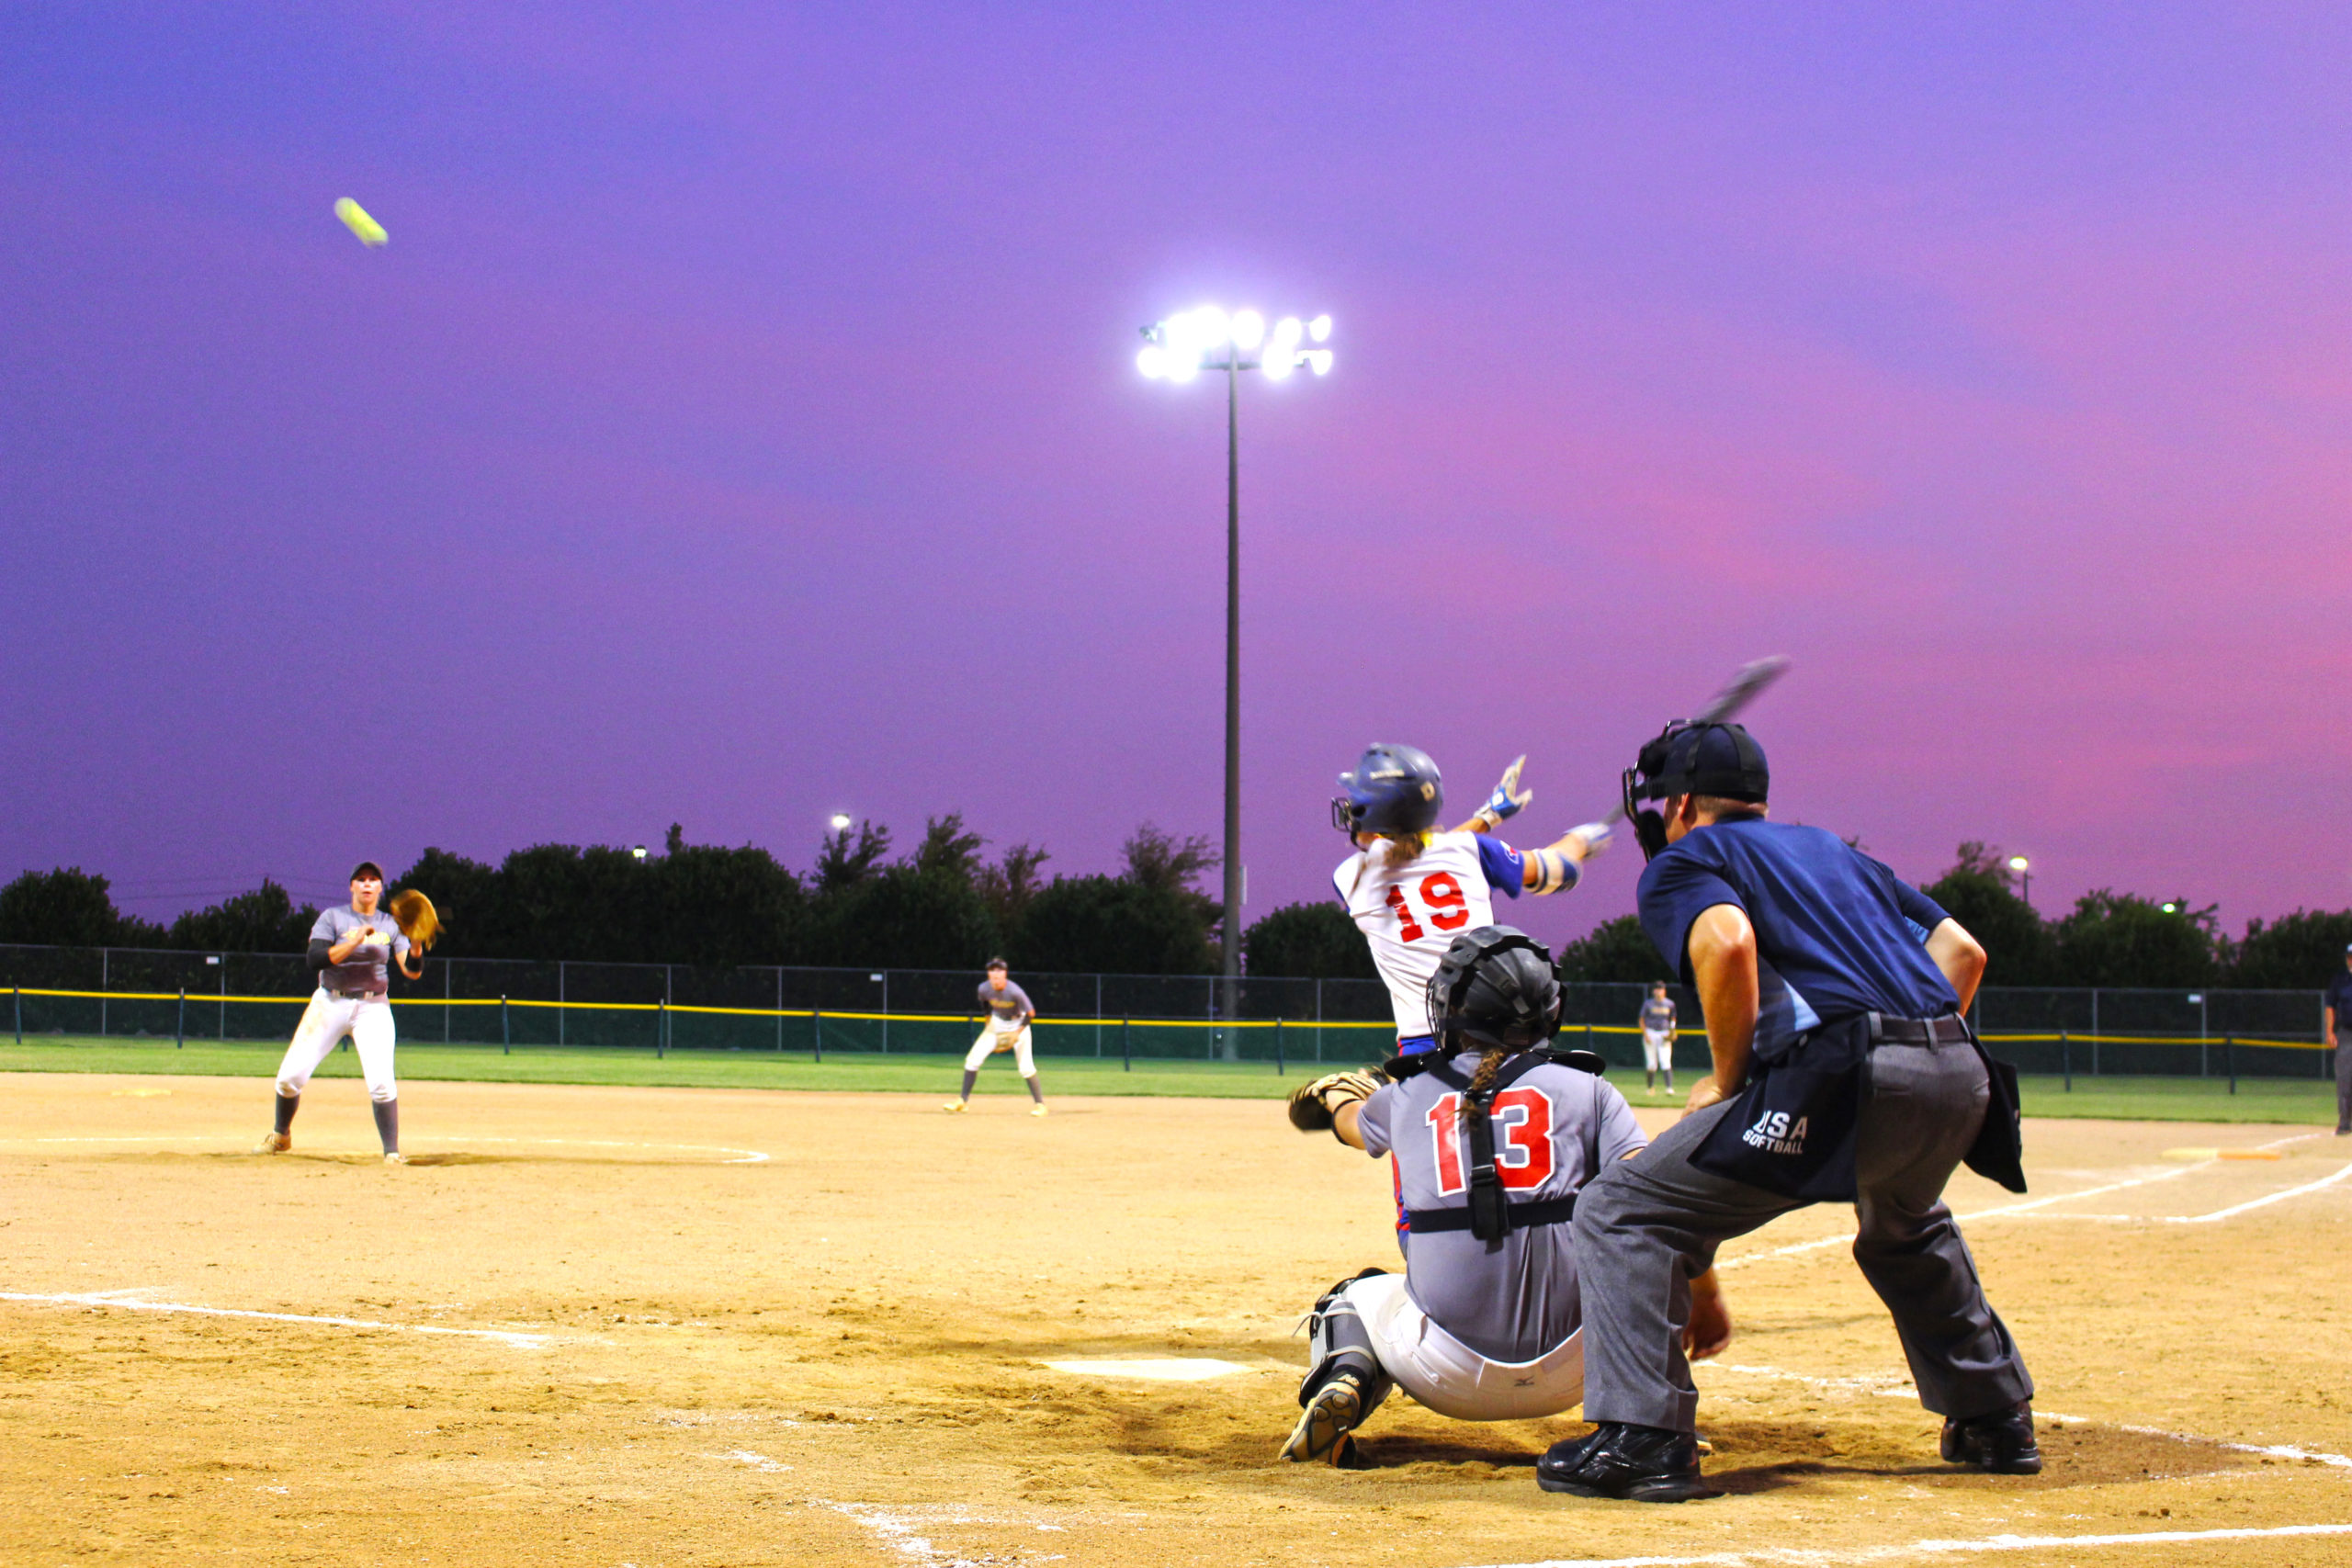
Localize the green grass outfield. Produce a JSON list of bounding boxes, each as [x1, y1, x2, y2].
[[0, 1035, 2336, 1122]]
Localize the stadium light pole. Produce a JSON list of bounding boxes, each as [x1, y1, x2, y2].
[[1137, 306, 1334, 1055], [2007, 854, 2030, 910]]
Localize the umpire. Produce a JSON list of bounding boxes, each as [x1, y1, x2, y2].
[[1541, 723, 2035, 1503]]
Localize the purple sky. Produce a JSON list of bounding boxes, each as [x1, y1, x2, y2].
[[6, 5, 2350, 949]]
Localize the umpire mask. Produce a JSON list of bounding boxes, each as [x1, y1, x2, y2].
[[1621, 722, 1770, 862]]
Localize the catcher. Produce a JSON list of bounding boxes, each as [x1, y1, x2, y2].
[[1279, 926, 1732, 1467], [945, 959, 1046, 1116], [253, 864, 438, 1165]]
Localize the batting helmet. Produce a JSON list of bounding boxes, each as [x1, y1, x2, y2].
[[1425, 926, 1562, 1052], [1331, 744, 1443, 837]]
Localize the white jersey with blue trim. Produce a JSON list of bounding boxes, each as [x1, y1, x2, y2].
[[1335, 830, 1523, 1038]]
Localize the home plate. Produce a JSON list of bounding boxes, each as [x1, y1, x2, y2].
[[1042, 1359, 1253, 1382]]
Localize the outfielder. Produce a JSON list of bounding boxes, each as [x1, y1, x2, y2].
[[1639, 982, 1677, 1094], [1544, 723, 2033, 1502], [945, 958, 1046, 1116], [253, 863, 436, 1165], [1331, 746, 1611, 1060], [1281, 927, 1731, 1467]]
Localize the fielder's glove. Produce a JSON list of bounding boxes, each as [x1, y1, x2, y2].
[[388, 889, 442, 952], [990, 1032, 1020, 1055], [1472, 755, 1532, 830], [1286, 1068, 1389, 1138]]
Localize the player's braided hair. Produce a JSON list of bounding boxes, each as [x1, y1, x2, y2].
[[1458, 1043, 1516, 1126]]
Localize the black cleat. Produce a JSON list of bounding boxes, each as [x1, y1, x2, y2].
[[1281, 1369, 1368, 1466], [1537, 1422, 1714, 1502], [1941, 1402, 2042, 1474]]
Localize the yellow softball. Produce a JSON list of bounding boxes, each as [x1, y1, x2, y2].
[[334, 197, 389, 248]]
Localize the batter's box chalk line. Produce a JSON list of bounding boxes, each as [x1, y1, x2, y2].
[[1450, 1521, 2352, 1568], [1700, 1362, 2352, 1472], [802, 1497, 1070, 1568], [0, 1287, 553, 1349]]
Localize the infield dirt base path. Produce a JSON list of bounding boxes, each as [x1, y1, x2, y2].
[[1, 1073, 2346, 1567]]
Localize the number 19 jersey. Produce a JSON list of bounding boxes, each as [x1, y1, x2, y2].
[[1334, 830, 1525, 1039]]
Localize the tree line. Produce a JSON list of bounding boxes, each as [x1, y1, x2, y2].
[[1534, 841, 2348, 990], [4, 832, 2346, 988], [0, 818, 1228, 976]]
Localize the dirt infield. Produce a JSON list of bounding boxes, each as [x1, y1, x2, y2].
[[1, 1073, 2346, 1567]]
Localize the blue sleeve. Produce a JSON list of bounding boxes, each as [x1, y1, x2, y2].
[[1636, 844, 1746, 987], [1475, 835, 1524, 899], [1891, 879, 1950, 944]]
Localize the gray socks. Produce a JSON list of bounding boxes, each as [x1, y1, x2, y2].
[[960, 1069, 978, 1101], [1025, 1075, 1043, 1104], [370, 1099, 399, 1155]]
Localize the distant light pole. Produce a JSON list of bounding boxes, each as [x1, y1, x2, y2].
[[2007, 854, 2030, 910], [1137, 305, 1333, 1050], [829, 814, 854, 832], [631, 845, 649, 861]]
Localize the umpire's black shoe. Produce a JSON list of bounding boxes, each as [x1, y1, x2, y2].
[[1940, 1403, 2042, 1474], [1537, 1422, 1713, 1502]]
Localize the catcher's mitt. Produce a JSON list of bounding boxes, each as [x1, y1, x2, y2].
[[1286, 1068, 1388, 1134], [388, 889, 441, 952]]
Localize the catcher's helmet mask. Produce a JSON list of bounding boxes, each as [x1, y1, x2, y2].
[[1621, 722, 1770, 862], [1425, 925, 1564, 1054], [1331, 743, 1444, 838]]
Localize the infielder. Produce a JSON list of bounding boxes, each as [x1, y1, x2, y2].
[[1331, 745, 1611, 1060], [945, 959, 1046, 1116], [1639, 982, 1677, 1094], [253, 863, 423, 1165], [1281, 927, 1731, 1468], [1544, 723, 2034, 1503]]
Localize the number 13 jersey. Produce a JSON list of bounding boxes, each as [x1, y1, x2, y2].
[[1335, 830, 1527, 1039]]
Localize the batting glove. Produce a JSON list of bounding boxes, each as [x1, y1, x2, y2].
[[1568, 821, 1615, 859], [1472, 755, 1532, 830]]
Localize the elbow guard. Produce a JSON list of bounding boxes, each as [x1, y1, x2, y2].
[[307, 938, 333, 972], [1532, 848, 1581, 896]]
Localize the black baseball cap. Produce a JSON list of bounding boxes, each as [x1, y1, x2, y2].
[[350, 861, 385, 882], [1633, 723, 1770, 804]]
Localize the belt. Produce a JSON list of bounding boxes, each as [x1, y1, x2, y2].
[[1866, 1013, 1971, 1046], [327, 987, 387, 1002]]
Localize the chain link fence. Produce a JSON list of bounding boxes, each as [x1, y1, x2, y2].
[[0, 943, 2335, 1081]]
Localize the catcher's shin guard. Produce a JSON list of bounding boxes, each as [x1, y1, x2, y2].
[[1297, 1269, 1393, 1420]]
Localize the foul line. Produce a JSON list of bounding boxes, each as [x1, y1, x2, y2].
[[1453, 1522, 2352, 1568], [0, 1289, 551, 1349], [1716, 1133, 2337, 1269]]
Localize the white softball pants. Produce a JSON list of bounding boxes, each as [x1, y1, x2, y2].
[[964, 1023, 1035, 1076], [1342, 1271, 1585, 1422], [275, 990, 399, 1103], [1643, 1030, 1674, 1073]]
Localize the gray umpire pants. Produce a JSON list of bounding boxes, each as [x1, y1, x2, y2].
[[2335, 1041, 2350, 1134], [1575, 1038, 2033, 1433]]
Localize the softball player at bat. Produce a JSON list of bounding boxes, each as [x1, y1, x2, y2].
[[252, 862, 420, 1164], [1331, 745, 1612, 1061], [944, 959, 1046, 1115], [1280, 928, 1732, 1467]]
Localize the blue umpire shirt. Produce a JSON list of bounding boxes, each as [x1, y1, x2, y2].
[[1636, 816, 1959, 1066]]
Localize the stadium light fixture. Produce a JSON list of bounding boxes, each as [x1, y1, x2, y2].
[[829, 814, 854, 832], [631, 845, 648, 861], [1135, 300, 1336, 1056], [2007, 854, 2030, 909]]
